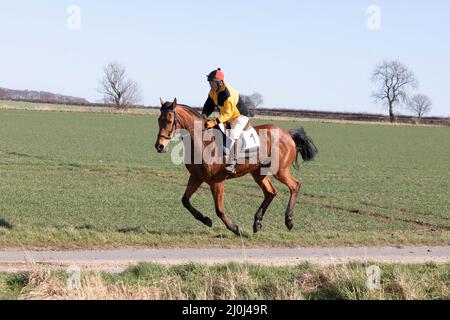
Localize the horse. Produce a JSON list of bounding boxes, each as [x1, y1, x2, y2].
[[155, 98, 318, 235]]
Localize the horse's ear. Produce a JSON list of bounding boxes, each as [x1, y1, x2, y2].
[[160, 98, 165, 106], [171, 98, 177, 108]]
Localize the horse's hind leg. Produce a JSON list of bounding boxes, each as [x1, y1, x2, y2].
[[182, 175, 212, 227], [210, 182, 242, 236], [274, 169, 301, 230], [251, 173, 277, 233]]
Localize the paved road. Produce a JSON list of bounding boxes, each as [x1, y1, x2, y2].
[[0, 246, 449, 272]]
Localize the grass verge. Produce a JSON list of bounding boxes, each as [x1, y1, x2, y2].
[[1, 262, 448, 300]]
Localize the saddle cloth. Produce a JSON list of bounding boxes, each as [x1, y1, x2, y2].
[[218, 122, 260, 157]]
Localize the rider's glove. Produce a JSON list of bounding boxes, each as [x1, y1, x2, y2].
[[205, 119, 218, 129]]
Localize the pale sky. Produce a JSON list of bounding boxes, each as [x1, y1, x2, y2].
[[1, 0, 449, 116]]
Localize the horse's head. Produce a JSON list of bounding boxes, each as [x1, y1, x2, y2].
[[155, 98, 178, 153]]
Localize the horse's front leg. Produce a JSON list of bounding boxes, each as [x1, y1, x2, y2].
[[182, 175, 212, 227], [210, 181, 242, 236]]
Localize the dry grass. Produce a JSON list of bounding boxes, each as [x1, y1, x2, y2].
[[10, 262, 449, 300], [19, 269, 163, 300], [18, 264, 256, 300]]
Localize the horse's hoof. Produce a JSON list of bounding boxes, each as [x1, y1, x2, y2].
[[253, 221, 262, 233], [203, 217, 213, 227], [233, 225, 243, 236], [285, 217, 294, 231]]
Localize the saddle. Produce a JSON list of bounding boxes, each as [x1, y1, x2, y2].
[[222, 122, 253, 131], [217, 122, 260, 158]]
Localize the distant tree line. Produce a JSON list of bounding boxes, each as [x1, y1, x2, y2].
[[0, 87, 89, 105], [2, 60, 435, 123]]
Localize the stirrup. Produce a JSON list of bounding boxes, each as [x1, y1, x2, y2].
[[225, 163, 236, 174]]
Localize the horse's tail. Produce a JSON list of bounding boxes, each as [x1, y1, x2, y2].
[[289, 127, 318, 169]]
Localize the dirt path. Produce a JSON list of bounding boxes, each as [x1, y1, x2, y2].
[[0, 246, 449, 272]]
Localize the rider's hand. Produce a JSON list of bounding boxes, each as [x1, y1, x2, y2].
[[201, 113, 208, 120], [205, 119, 218, 129]]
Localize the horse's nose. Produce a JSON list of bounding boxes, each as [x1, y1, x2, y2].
[[155, 143, 165, 153]]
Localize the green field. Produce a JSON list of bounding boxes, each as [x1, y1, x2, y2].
[[0, 108, 449, 248]]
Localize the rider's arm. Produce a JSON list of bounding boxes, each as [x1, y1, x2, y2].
[[201, 96, 215, 118]]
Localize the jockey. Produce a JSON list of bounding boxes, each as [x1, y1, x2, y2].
[[202, 68, 249, 174]]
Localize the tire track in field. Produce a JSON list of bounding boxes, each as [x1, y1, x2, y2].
[[220, 188, 449, 232], [316, 203, 450, 232], [359, 201, 450, 222], [304, 193, 447, 220], [303, 193, 450, 231]]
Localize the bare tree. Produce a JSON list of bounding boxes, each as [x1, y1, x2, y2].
[[249, 92, 264, 108], [98, 62, 142, 109], [371, 60, 418, 123], [408, 94, 432, 121], [241, 92, 264, 117]]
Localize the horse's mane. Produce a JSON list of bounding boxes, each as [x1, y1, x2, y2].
[[161, 102, 202, 120], [179, 104, 203, 119]]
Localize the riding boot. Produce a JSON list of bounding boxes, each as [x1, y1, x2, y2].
[[224, 141, 237, 174], [224, 157, 236, 174]]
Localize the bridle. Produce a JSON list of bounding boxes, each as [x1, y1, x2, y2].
[[158, 107, 178, 141]]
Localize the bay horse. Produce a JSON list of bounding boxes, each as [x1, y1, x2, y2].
[[155, 98, 318, 235]]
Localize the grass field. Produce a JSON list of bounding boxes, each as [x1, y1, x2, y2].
[[1, 262, 449, 300], [0, 106, 449, 249]]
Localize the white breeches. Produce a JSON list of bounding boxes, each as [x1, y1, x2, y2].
[[226, 115, 249, 140]]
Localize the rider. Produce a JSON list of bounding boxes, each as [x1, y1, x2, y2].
[[202, 68, 249, 174]]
